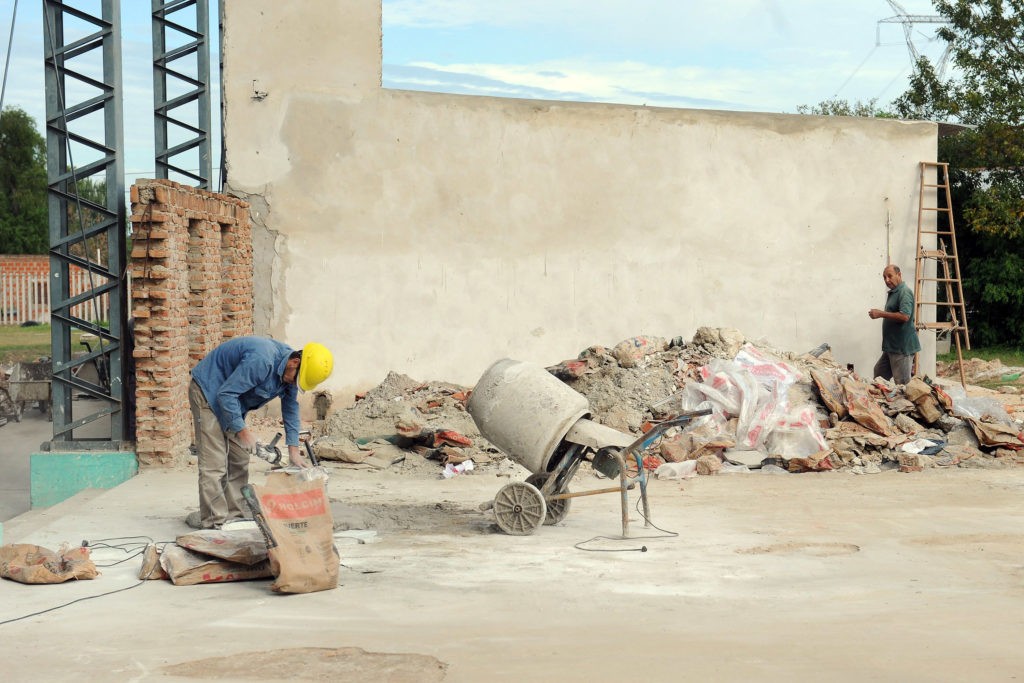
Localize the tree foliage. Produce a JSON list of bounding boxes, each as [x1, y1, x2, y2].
[[0, 107, 48, 254], [795, 98, 895, 118], [921, 0, 1024, 347], [799, 3, 1024, 345]]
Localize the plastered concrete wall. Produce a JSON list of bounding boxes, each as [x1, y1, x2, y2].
[[221, 0, 937, 394]]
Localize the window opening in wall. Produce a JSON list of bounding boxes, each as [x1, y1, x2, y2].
[[219, 221, 233, 337]]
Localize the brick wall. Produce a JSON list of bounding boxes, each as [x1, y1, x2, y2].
[[130, 179, 253, 466], [0, 255, 49, 277]]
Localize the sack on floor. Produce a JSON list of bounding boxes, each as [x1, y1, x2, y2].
[[176, 528, 268, 565], [0, 543, 99, 584], [245, 469, 339, 594], [159, 544, 272, 586]]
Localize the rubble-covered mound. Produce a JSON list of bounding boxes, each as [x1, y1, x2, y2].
[[304, 328, 1024, 478]]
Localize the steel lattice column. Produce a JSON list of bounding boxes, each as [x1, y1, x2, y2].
[[152, 0, 212, 188], [43, 0, 127, 447]]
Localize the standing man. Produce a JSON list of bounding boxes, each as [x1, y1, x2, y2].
[[869, 264, 921, 385], [187, 336, 334, 529]]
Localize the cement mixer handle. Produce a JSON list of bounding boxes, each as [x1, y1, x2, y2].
[[627, 408, 713, 454]]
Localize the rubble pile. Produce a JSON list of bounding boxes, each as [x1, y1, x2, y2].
[[314, 371, 491, 471], [308, 327, 1024, 477], [937, 357, 1024, 386]]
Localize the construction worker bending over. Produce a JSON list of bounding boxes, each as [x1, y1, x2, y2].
[[869, 264, 921, 386], [186, 336, 334, 529]]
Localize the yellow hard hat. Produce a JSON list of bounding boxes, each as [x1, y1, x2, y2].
[[298, 342, 333, 391]]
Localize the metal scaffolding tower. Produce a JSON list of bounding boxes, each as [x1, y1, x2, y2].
[[43, 0, 128, 447], [152, 0, 213, 188]]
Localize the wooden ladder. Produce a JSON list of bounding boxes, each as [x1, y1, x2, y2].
[[913, 161, 970, 387]]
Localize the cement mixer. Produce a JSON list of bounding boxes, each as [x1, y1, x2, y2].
[[467, 358, 709, 536]]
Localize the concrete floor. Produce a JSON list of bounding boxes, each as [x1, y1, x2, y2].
[[0, 407, 50, 522], [2, 461, 1024, 681], [0, 397, 120, 524]]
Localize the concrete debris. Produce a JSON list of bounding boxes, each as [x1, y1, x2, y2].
[[300, 329, 1023, 478]]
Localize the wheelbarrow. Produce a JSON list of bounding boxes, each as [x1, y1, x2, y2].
[[9, 360, 52, 421], [467, 358, 710, 536]]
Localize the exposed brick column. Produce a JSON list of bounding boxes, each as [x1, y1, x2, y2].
[[129, 179, 253, 466]]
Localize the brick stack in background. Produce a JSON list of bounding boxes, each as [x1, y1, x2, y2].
[[129, 179, 253, 466], [0, 254, 50, 277]]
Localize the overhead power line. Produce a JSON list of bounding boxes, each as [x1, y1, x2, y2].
[[878, 0, 953, 78]]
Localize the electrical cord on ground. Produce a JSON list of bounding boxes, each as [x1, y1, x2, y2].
[[82, 536, 167, 568], [573, 482, 680, 553], [0, 579, 147, 626], [0, 537, 171, 626]]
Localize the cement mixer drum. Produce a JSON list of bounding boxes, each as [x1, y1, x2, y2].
[[467, 358, 590, 474]]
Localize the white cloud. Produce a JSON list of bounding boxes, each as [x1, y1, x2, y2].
[[382, 0, 952, 112]]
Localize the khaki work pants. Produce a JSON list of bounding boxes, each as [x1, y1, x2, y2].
[[189, 379, 250, 528], [873, 352, 914, 386]]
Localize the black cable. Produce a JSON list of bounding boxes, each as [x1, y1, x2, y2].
[[0, 536, 174, 626], [82, 536, 154, 566], [573, 478, 680, 553], [0, 579, 146, 626]]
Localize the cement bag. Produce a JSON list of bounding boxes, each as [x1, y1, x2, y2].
[[612, 335, 668, 368], [159, 544, 272, 586], [176, 528, 268, 565], [246, 471, 339, 594], [0, 543, 98, 584], [765, 405, 828, 458], [841, 376, 896, 437], [138, 544, 168, 580], [810, 368, 848, 419]]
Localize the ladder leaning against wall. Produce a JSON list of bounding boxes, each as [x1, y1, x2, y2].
[[913, 160, 970, 388]]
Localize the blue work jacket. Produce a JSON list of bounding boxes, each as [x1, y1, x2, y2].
[[191, 336, 300, 446]]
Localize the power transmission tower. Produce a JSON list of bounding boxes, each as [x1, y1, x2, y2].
[[877, 0, 953, 78]]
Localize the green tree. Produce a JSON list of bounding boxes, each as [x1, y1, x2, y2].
[[889, 1, 1024, 347], [0, 107, 48, 253], [794, 98, 895, 118]]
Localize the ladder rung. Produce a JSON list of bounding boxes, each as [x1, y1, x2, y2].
[[918, 322, 964, 330], [917, 278, 961, 283], [922, 183, 949, 189], [919, 230, 954, 235], [921, 207, 953, 212], [919, 250, 950, 258], [917, 301, 964, 306]]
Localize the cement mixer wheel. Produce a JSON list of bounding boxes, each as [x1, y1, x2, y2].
[[493, 481, 547, 535], [525, 473, 571, 525]]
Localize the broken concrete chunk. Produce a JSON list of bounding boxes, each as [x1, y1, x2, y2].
[[894, 412, 925, 435], [695, 453, 723, 475], [314, 436, 370, 463], [898, 452, 933, 469], [723, 448, 765, 468]]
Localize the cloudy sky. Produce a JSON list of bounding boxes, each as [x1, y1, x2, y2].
[[0, 0, 950, 181]]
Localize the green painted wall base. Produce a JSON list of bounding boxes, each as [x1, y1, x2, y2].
[[30, 452, 138, 509]]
